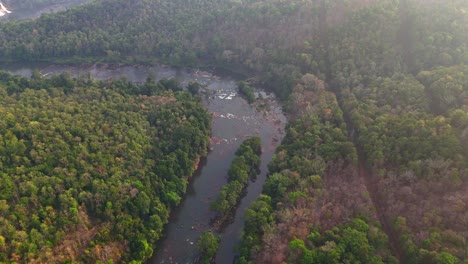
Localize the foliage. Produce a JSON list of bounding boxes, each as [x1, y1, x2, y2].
[[288, 218, 396, 264], [0, 0, 465, 99], [416, 65, 468, 115], [237, 87, 369, 263], [237, 195, 274, 262], [210, 137, 261, 216], [1, 0, 467, 262], [237, 81, 255, 104], [187, 81, 201, 96], [197, 231, 220, 264], [0, 71, 210, 263]]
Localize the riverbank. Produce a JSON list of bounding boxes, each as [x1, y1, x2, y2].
[[0, 62, 287, 264], [0, 0, 93, 20]]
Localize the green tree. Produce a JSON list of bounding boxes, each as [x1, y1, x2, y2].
[[436, 252, 458, 264], [197, 231, 220, 264], [187, 81, 201, 95]]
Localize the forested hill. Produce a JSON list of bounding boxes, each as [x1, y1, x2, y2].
[[0, 73, 210, 263], [0, 0, 466, 98]]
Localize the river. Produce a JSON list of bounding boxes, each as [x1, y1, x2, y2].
[[0, 63, 286, 263], [0, 0, 92, 20]]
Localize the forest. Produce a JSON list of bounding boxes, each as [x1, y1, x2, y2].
[[0, 72, 210, 263], [0, 0, 467, 263]]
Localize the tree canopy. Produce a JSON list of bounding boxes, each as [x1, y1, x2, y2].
[[0, 72, 210, 263]]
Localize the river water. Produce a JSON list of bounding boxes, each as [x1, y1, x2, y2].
[[0, 0, 92, 20], [0, 63, 286, 263]]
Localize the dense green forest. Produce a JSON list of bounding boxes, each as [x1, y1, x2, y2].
[[0, 72, 210, 263], [0, 0, 467, 263]]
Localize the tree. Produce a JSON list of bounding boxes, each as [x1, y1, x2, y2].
[[187, 81, 201, 95], [237, 81, 255, 104], [436, 252, 458, 264], [197, 231, 220, 264], [129, 237, 153, 262]]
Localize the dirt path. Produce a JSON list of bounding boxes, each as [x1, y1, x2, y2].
[[357, 154, 405, 263], [338, 98, 405, 262]]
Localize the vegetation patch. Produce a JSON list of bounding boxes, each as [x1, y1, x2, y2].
[[210, 137, 262, 228]]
